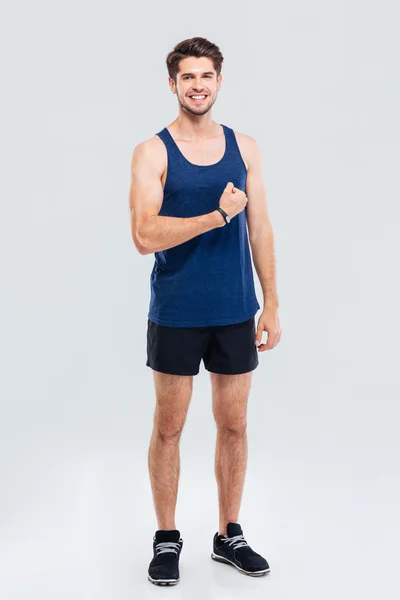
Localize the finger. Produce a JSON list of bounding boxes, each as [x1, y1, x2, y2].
[[255, 324, 264, 346], [257, 335, 269, 351], [264, 330, 278, 351], [258, 329, 282, 352]]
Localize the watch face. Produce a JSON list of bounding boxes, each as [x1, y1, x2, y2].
[[226, 215, 231, 223]]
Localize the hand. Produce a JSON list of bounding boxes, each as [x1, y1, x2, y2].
[[219, 181, 248, 220], [255, 308, 282, 351]]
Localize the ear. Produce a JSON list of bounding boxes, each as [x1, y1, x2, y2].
[[168, 76, 176, 94]]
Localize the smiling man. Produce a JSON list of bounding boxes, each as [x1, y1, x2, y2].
[[129, 36, 281, 586]]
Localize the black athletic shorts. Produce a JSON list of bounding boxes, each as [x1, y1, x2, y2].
[[146, 316, 259, 376]]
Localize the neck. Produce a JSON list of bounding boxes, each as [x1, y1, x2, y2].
[[171, 114, 219, 141]]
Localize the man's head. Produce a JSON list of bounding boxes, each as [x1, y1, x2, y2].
[[166, 37, 224, 116]]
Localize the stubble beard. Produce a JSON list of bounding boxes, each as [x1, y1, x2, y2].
[[177, 91, 217, 116]]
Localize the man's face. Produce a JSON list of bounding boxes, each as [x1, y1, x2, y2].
[[170, 56, 222, 116]]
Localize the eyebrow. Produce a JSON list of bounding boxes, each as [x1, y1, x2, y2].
[[180, 71, 215, 77]]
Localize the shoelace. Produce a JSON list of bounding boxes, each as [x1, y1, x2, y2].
[[155, 540, 181, 556], [222, 533, 249, 550]]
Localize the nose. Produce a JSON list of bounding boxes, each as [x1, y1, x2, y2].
[[192, 78, 207, 92]]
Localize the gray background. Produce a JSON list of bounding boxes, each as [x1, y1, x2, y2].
[[1, 0, 399, 598]]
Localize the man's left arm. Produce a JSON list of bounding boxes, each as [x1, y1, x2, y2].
[[241, 134, 282, 351]]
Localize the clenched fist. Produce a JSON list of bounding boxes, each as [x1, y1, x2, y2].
[[217, 181, 248, 225]]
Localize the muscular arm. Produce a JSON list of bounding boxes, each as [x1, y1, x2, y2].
[[129, 139, 223, 255], [242, 135, 279, 310]]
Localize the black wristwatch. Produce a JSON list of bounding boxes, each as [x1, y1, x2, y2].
[[216, 207, 231, 224]]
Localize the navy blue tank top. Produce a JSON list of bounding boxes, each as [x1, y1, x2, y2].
[[147, 123, 260, 327]]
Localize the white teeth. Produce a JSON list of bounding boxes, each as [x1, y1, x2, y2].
[[191, 95, 206, 99]]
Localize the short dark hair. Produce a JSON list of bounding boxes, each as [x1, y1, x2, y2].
[[166, 37, 224, 83]]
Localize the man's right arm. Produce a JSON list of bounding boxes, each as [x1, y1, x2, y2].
[[129, 139, 224, 255]]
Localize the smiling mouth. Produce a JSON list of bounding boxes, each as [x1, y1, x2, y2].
[[189, 94, 208, 102]]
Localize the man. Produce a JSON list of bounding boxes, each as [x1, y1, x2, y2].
[[129, 36, 281, 586]]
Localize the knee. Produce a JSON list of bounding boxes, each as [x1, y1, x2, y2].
[[156, 418, 185, 442], [217, 420, 247, 437]]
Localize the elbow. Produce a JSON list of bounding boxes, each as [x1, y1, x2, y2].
[[133, 235, 151, 255], [131, 213, 155, 255], [140, 245, 153, 256], [133, 229, 152, 255]]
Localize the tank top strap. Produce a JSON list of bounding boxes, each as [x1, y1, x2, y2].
[[155, 127, 183, 161], [220, 124, 241, 160]]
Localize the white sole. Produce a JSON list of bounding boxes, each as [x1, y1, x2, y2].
[[211, 552, 270, 577], [148, 574, 179, 586]]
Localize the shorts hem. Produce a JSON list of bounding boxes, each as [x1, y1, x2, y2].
[[205, 362, 259, 375], [146, 362, 199, 376]]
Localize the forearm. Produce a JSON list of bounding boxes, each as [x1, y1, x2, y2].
[[137, 210, 223, 254], [249, 223, 279, 310]]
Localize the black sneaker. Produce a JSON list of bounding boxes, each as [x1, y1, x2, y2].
[[148, 529, 183, 586], [211, 522, 270, 577]]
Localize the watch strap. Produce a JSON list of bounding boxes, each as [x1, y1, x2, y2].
[[216, 207, 230, 224]]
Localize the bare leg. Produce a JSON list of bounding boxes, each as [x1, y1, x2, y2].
[[210, 372, 253, 536], [148, 371, 193, 530]]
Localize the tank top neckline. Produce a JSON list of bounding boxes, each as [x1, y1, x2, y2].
[[162, 123, 228, 168]]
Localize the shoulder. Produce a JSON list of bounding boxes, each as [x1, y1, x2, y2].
[[233, 130, 260, 154], [231, 129, 261, 171], [130, 134, 167, 175]]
